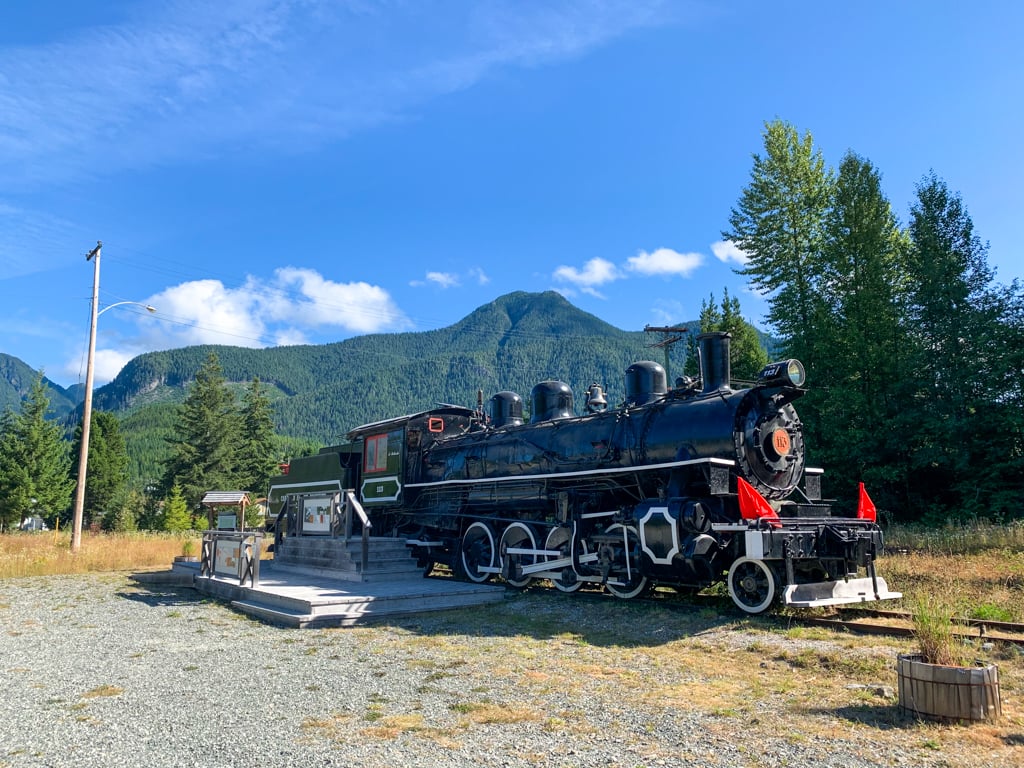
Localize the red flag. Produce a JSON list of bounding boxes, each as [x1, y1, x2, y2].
[[737, 477, 780, 525], [857, 482, 877, 522]]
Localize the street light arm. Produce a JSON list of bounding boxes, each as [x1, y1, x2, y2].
[[97, 301, 157, 317]]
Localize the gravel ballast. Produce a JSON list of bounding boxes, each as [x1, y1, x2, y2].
[[1, 573, 1019, 767]]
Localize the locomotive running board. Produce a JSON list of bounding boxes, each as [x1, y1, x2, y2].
[[783, 577, 902, 608]]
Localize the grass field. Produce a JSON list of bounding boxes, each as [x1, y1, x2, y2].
[[3, 524, 1023, 618], [0, 530, 199, 579]]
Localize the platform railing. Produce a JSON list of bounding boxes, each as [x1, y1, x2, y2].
[[334, 490, 372, 573], [200, 530, 263, 587], [270, 490, 373, 573]]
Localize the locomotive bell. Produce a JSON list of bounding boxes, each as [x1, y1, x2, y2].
[[585, 383, 608, 412]]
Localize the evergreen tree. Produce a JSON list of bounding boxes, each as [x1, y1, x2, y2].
[[161, 353, 240, 512], [236, 377, 278, 496], [900, 173, 1020, 521], [102, 488, 141, 533], [0, 375, 73, 529], [70, 410, 129, 528], [136, 487, 164, 531], [815, 152, 909, 509], [684, 291, 769, 381], [0, 409, 32, 531], [723, 120, 835, 364], [162, 483, 193, 532]]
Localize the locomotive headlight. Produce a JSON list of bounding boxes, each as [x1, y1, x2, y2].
[[757, 359, 806, 388]]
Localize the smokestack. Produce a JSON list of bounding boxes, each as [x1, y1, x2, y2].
[[698, 332, 731, 394]]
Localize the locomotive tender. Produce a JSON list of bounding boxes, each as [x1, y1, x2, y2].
[[268, 331, 900, 614]]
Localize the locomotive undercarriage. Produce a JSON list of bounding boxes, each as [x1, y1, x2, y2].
[[401, 460, 899, 614]]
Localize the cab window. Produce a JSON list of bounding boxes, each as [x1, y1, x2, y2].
[[364, 434, 388, 473]]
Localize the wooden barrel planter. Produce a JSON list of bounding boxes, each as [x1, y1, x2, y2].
[[897, 653, 1001, 722]]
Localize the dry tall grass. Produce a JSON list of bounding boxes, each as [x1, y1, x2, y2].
[[886, 521, 1024, 555], [0, 531, 198, 578], [879, 524, 1024, 623]]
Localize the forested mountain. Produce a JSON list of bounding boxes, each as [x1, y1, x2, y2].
[[0, 354, 78, 418], [89, 292, 696, 484]]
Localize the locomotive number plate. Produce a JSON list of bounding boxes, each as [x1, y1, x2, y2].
[[361, 475, 402, 503]]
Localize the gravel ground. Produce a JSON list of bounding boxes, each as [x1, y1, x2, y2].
[[1, 573, 1021, 768]]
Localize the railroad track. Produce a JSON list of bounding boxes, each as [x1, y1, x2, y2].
[[427, 569, 1024, 646], [798, 607, 1024, 647]]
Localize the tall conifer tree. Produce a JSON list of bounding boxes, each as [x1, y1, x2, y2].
[[0, 375, 73, 529], [161, 353, 239, 513], [70, 410, 129, 527], [901, 173, 1021, 520], [684, 291, 768, 382], [723, 120, 835, 364], [237, 377, 278, 495], [817, 152, 908, 508]]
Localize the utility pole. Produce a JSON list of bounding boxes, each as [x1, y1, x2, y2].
[[643, 324, 688, 381], [71, 241, 101, 553]]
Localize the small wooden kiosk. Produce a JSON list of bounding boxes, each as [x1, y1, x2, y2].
[[201, 491, 252, 531]]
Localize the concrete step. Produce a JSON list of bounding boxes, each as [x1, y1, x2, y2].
[[184, 561, 508, 628], [230, 587, 505, 628]]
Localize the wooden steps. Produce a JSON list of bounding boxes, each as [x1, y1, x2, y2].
[[271, 536, 424, 582]]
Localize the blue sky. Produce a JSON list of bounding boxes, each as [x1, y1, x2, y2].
[[2, 0, 1021, 389]]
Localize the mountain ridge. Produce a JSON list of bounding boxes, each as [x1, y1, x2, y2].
[[0, 353, 79, 418], [4, 292, 700, 483]]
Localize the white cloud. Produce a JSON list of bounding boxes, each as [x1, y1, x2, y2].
[[626, 247, 703, 277], [273, 328, 309, 347], [145, 278, 266, 347], [426, 271, 460, 289], [90, 349, 137, 384], [649, 299, 686, 326], [0, 1, 677, 186], [72, 268, 414, 382], [411, 267, 490, 289], [270, 267, 410, 333], [553, 257, 621, 298], [711, 240, 749, 265]]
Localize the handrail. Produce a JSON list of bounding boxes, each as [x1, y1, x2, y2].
[[341, 490, 371, 574], [275, 490, 373, 575], [345, 490, 372, 530]]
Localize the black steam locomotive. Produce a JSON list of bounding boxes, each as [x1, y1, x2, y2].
[[268, 332, 899, 614]]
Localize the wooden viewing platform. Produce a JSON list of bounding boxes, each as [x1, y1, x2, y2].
[[139, 535, 506, 628]]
